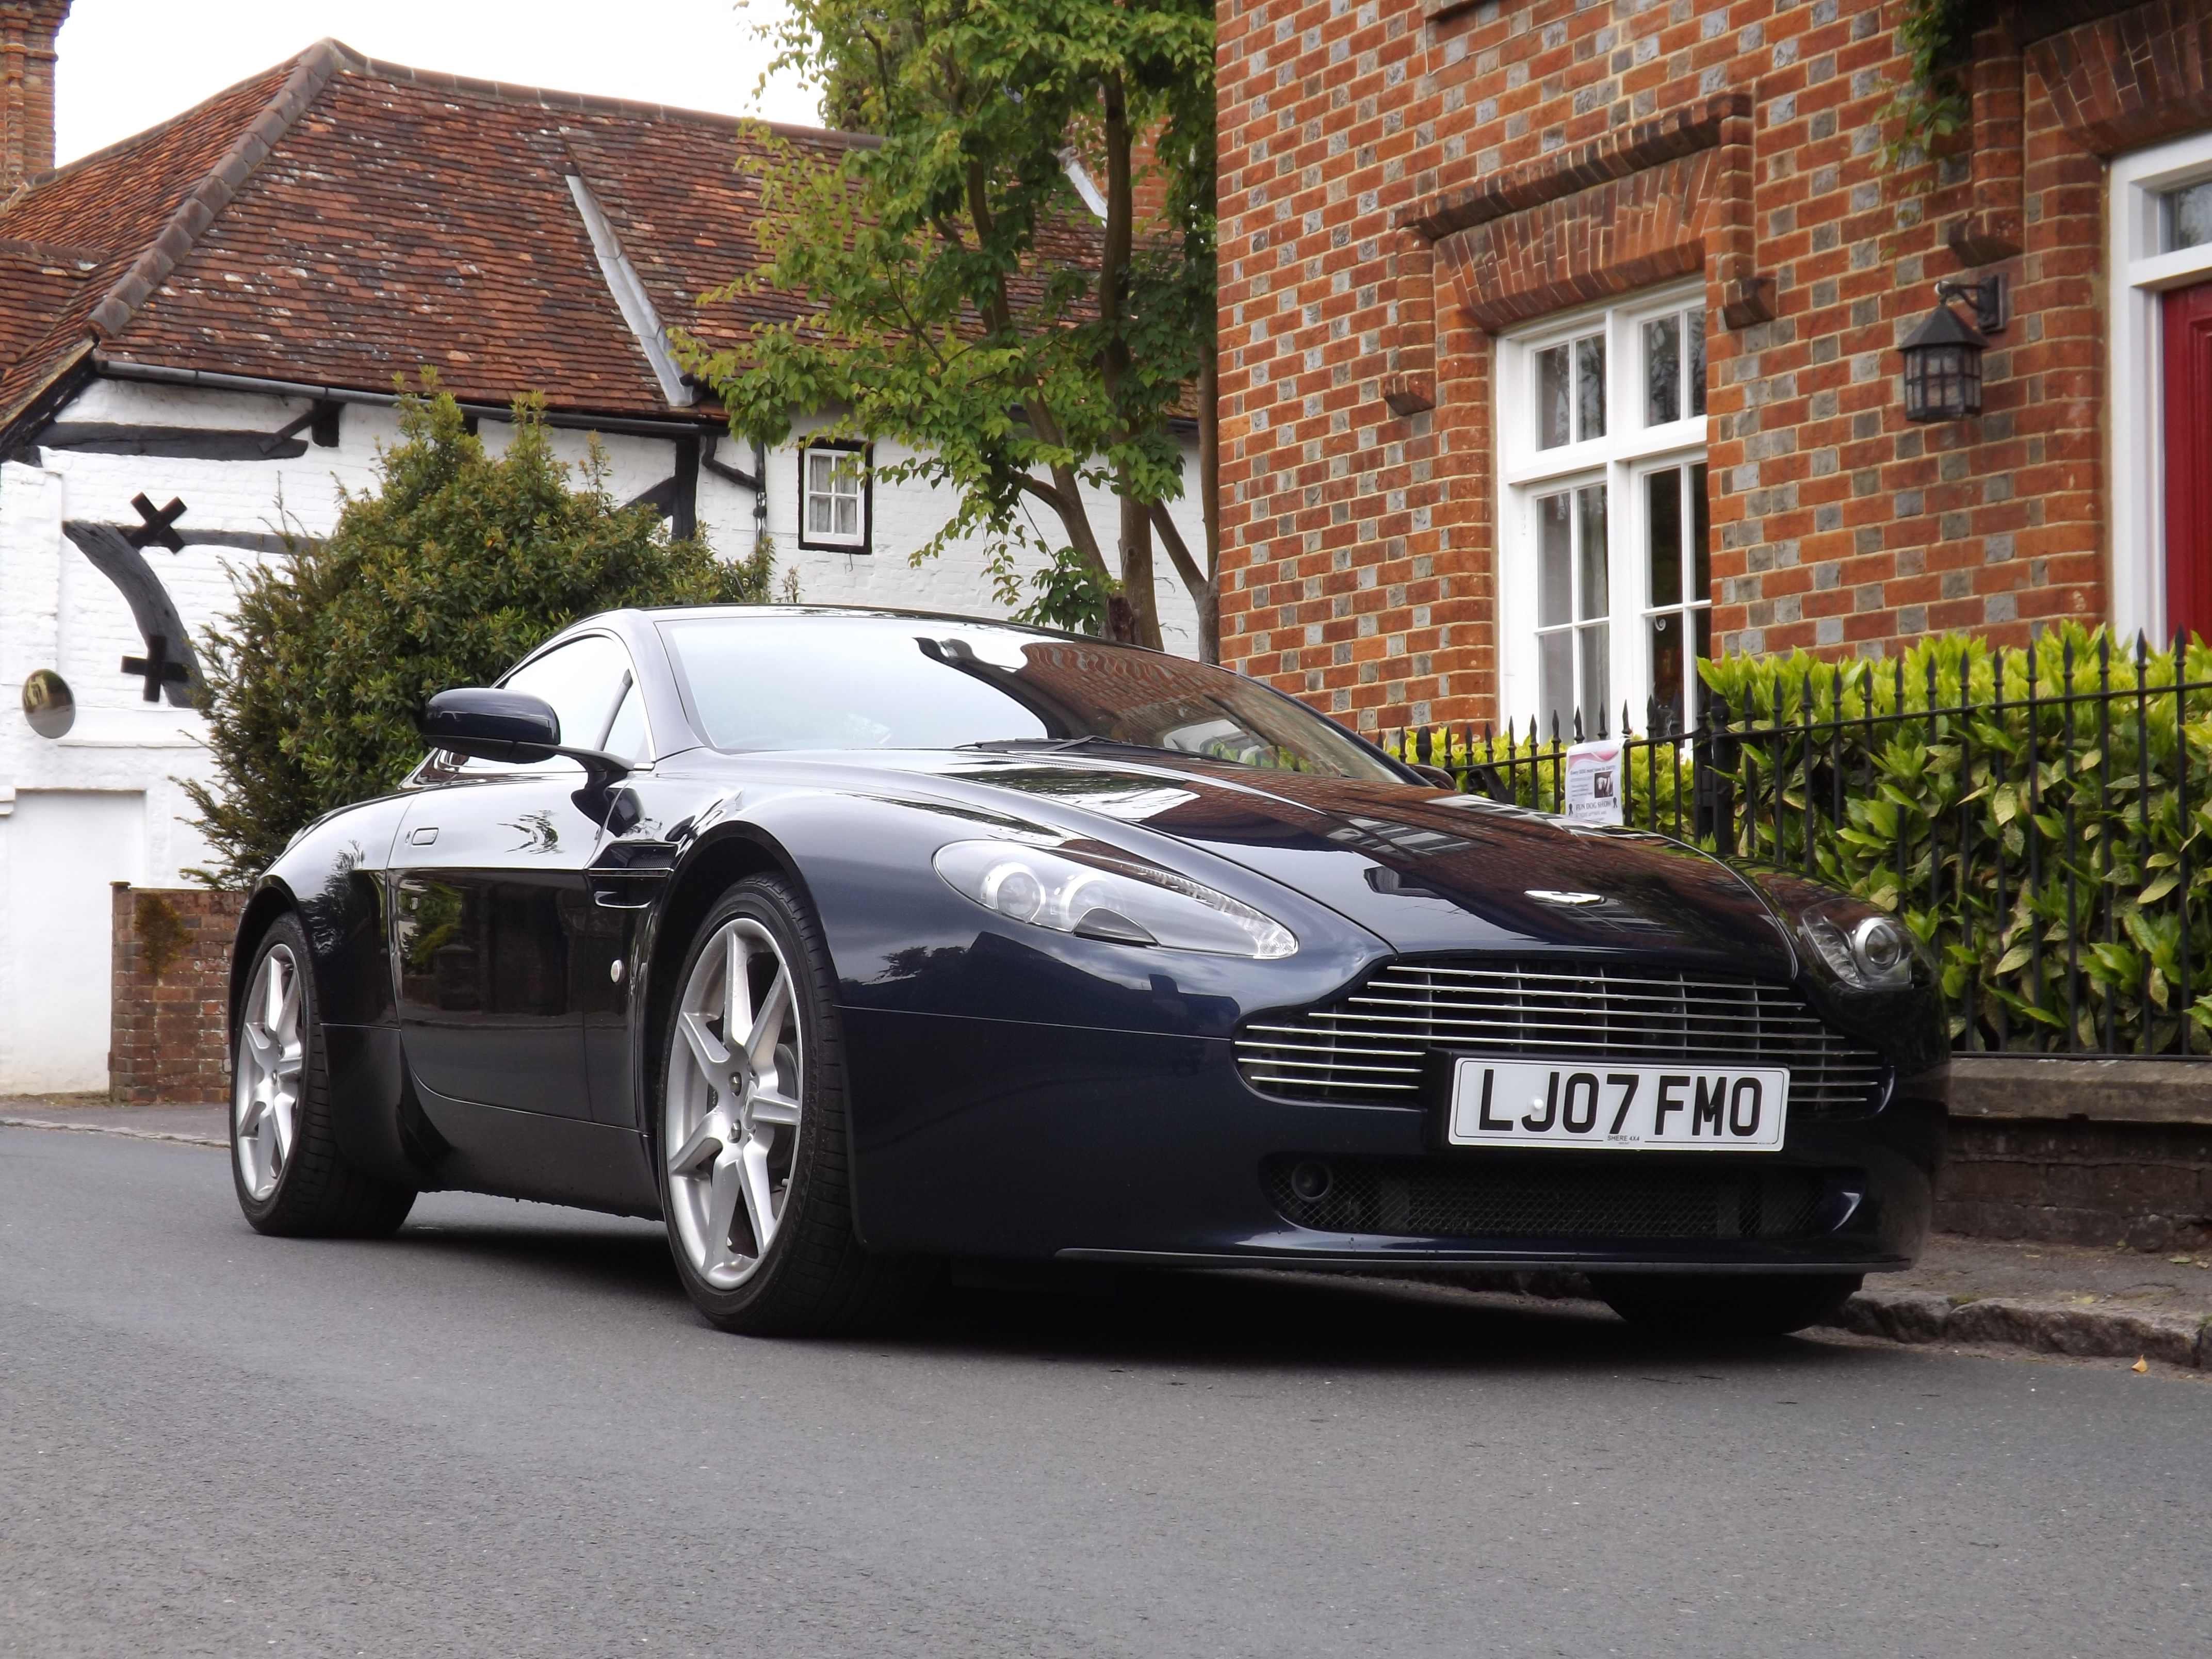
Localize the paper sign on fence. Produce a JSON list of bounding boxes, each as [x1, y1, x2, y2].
[[1563, 739, 1625, 825]]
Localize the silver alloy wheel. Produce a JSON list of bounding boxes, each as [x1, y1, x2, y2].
[[665, 916, 806, 1290], [234, 943, 304, 1201]]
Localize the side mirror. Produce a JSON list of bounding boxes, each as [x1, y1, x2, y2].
[[419, 688, 560, 763]]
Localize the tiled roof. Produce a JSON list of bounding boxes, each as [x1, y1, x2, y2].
[[0, 39, 873, 439], [0, 241, 96, 388]]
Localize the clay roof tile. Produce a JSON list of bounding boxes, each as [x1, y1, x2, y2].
[[0, 39, 877, 441]]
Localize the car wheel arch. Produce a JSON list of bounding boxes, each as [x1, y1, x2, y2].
[[229, 882, 300, 1051]]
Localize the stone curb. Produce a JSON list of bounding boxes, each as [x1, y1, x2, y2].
[[0, 1115, 225, 1149], [1823, 1288, 2211, 1370]]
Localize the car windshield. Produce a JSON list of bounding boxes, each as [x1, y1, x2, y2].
[[657, 613, 1403, 782]]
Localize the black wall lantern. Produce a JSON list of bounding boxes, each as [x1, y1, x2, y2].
[[1900, 275, 2005, 423]]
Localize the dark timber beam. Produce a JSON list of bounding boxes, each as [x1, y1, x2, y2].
[[38, 424, 311, 461]]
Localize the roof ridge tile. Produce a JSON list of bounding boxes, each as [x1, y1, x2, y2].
[[328, 40, 880, 149]]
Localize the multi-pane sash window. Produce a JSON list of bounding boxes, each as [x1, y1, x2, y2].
[[1499, 286, 1710, 737], [799, 443, 870, 551]]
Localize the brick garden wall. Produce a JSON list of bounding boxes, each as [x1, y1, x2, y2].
[[1213, 0, 2212, 734], [109, 884, 247, 1105], [1941, 1117, 2212, 1253]]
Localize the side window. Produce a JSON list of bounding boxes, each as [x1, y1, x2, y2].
[[600, 676, 647, 762], [506, 635, 636, 749], [444, 634, 644, 776]]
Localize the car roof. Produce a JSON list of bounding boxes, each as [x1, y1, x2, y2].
[[611, 604, 1110, 647]]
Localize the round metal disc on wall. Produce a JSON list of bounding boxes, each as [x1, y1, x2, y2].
[[21, 670, 74, 739]]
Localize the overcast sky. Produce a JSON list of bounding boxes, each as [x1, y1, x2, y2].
[[52, 0, 824, 166]]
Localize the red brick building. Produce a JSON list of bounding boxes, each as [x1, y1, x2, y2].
[[1215, 0, 2212, 738]]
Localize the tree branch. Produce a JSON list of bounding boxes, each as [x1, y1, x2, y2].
[[1149, 501, 1203, 594]]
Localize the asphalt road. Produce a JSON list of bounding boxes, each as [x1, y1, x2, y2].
[[2, 1126, 2203, 1658]]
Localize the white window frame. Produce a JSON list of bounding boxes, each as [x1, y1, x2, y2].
[[797, 440, 872, 552], [2109, 131, 2212, 643], [1497, 282, 1710, 736]]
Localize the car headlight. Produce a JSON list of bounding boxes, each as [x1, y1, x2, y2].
[[933, 839, 1298, 959], [1798, 901, 1913, 991]]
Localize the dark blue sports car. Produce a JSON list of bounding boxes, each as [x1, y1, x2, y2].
[[229, 608, 1946, 1336]]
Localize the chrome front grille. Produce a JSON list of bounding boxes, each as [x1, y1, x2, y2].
[[1236, 958, 1886, 1119]]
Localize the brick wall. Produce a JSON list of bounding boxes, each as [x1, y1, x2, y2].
[[1213, 0, 2206, 733], [109, 884, 247, 1105], [2031, 0, 2212, 157], [1942, 1117, 2212, 1251]]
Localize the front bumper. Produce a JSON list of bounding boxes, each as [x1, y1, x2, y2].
[[843, 1008, 1942, 1272]]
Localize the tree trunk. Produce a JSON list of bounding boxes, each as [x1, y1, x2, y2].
[[1151, 503, 1215, 664], [1197, 347, 1221, 663], [1150, 350, 1224, 664], [1119, 482, 1162, 650], [1040, 461, 1112, 588], [1096, 72, 1160, 650]]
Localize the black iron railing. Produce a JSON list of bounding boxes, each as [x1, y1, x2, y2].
[[1387, 630, 2212, 1059]]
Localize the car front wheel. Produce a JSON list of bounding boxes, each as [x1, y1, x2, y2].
[[232, 914, 416, 1237], [1591, 1272, 1863, 1338], [656, 875, 932, 1335]]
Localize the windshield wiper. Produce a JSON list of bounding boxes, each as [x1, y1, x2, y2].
[[956, 735, 1165, 755]]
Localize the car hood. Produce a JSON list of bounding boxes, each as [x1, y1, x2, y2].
[[867, 750, 1798, 974]]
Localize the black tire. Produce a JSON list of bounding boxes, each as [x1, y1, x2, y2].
[[1591, 1272, 1863, 1338], [654, 875, 936, 1336], [231, 913, 416, 1238]]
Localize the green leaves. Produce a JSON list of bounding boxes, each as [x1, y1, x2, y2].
[[1882, 0, 1972, 173], [184, 380, 770, 887], [687, 0, 1217, 654], [1703, 624, 2212, 1055]]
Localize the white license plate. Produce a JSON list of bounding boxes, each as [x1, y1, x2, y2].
[[1446, 1058, 1788, 1151]]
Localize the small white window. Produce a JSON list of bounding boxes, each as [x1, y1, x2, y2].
[[1498, 285, 1710, 736], [799, 443, 870, 551]]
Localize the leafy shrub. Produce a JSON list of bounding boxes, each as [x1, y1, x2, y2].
[[185, 381, 771, 886], [1701, 626, 2212, 1055]]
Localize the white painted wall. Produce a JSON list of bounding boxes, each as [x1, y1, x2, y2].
[[0, 791, 147, 1093], [757, 426, 1207, 658], [0, 373, 1211, 1092]]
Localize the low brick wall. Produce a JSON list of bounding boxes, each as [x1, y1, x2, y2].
[[109, 885, 249, 1105], [1938, 1118, 2212, 1253]]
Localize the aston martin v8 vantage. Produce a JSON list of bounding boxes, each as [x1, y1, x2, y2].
[[229, 608, 1946, 1335]]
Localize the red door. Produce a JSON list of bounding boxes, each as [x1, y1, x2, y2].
[[2163, 281, 2212, 642]]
